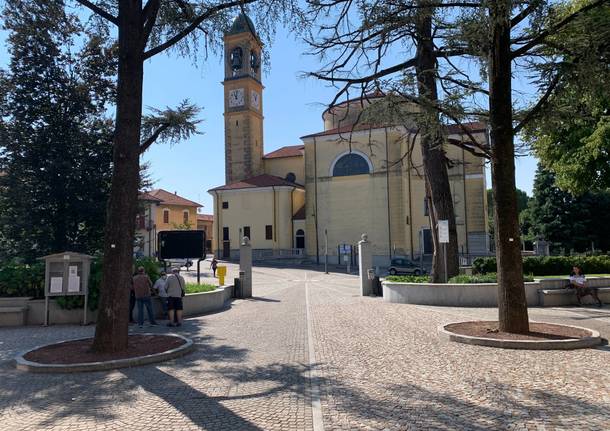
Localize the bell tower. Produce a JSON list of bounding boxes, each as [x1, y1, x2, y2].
[[223, 13, 264, 184]]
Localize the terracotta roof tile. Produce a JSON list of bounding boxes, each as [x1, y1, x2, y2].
[[138, 192, 163, 202], [263, 145, 304, 159], [148, 189, 202, 207], [197, 214, 214, 221], [301, 121, 487, 139], [209, 174, 303, 192], [445, 121, 487, 135]]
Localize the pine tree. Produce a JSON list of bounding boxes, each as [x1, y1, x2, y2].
[[0, 0, 115, 262]]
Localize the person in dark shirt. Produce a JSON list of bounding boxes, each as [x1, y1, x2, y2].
[[132, 267, 158, 327]]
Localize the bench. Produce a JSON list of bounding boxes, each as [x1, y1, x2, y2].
[[0, 306, 28, 326], [540, 287, 610, 307]]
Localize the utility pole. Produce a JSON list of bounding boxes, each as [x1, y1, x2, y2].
[[324, 229, 328, 274]]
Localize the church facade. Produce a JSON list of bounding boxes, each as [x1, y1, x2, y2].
[[209, 14, 489, 265]]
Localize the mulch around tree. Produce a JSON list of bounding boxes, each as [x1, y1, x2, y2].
[[23, 335, 186, 365], [444, 321, 593, 341]]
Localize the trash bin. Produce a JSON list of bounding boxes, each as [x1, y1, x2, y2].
[[233, 277, 241, 298], [373, 276, 382, 296]]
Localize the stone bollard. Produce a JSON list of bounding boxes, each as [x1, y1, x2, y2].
[[358, 233, 373, 296], [239, 236, 252, 298]]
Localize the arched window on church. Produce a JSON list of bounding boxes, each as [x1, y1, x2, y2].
[[331, 152, 371, 177]]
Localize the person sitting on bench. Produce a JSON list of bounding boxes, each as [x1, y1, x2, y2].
[[569, 265, 603, 307]]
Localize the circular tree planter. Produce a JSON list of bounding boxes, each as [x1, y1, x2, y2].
[[439, 321, 602, 350], [15, 333, 194, 373]]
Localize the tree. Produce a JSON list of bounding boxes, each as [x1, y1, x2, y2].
[[486, 188, 529, 243], [304, 0, 490, 282], [523, 2, 610, 195], [66, 0, 297, 353], [525, 166, 610, 252], [306, 0, 606, 332], [0, 0, 115, 263]]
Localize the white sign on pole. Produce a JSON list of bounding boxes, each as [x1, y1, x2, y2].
[[438, 220, 449, 243]]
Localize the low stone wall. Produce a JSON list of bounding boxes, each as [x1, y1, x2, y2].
[[0, 285, 234, 326], [383, 281, 540, 307], [383, 277, 610, 307]]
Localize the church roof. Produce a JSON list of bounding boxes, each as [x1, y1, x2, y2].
[[300, 121, 487, 139], [293, 205, 306, 220], [227, 13, 257, 37], [263, 145, 305, 159], [147, 189, 202, 207], [209, 174, 303, 192]]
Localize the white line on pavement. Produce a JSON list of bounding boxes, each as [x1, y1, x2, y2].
[[305, 272, 325, 431]]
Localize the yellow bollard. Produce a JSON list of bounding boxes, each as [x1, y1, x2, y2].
[[217, 265, 227, 286]]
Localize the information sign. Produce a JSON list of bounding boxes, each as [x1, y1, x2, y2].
[[438, 220, 449, 243]]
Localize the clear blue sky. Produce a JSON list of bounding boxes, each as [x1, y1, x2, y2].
[[0, 21, 538, 214]]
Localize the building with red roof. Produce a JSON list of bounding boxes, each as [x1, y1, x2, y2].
[[208, 14, 489, 263]]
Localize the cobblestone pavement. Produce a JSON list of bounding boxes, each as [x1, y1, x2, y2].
[[1, 266, 609, 430]]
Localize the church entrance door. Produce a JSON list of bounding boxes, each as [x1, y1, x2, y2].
[[295, 229, 305, 249], [223, 241, 230, 258]]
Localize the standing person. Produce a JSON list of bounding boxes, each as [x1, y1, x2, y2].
[[166, 267, 186, 327], [569, 265, 603, 306], [153, 271, 169, 319], [129, 275, 136, 324], [132, 266, 158, 328], [211, 257, 218, 277]]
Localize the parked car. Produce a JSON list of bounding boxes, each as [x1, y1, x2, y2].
[[388, 258, 426, 276], [166, 258, 193, 269]]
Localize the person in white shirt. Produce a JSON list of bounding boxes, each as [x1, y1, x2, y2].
[[569, 266, 602, 306], [153, 271, 169, 318]]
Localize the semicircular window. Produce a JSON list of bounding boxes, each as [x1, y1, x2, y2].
[[332, 153, 370, 177]]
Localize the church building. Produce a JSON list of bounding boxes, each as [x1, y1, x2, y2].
[[209, 14, 489, 265]]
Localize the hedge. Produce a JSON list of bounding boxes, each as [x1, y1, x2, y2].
[[385, 275, 430, 283], [0, 261, 45, 298], [472, 255, 610, 276], [0, 256, 163, 311], [448, 273, 534, 284]]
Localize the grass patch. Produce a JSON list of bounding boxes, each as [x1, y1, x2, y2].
[[385, 275, 430, 283], [185, 283, 216, 294], [448, 273, 535, 283]]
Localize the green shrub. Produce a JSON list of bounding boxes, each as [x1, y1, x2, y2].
[[472, 255, 610, 276], [385, 275, 430, 283], [0, 260, 45, 298], [185, 283, 216, 294], [448, 273, 535, 284]]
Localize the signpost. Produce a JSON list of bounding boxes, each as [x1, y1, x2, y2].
[[438, 220, 449, 283]]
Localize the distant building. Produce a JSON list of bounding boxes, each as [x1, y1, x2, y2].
[[209, 14, 488, 264], [135, 189, 202, 257], [197, 214, 214, 254]]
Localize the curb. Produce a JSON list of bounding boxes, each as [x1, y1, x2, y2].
[[14, 333, 195, 373], [438, 322, 602, 350]]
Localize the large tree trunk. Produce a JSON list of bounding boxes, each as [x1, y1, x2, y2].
[[92, 1, 144, 353], [415, 3, 459, 282], [488, 0, 529, 333]]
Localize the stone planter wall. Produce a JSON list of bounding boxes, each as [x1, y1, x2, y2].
[[0, 285, 234, 326], [382, 277, 610, 307], [382, 281, 540, 307]]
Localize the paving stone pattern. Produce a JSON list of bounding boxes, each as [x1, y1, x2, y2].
[[1, 265, 609, 430]]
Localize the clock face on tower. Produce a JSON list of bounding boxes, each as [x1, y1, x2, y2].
[[250, 90, 260, 110], [228, 88, 245, 107]]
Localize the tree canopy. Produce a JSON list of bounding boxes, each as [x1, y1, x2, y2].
[[0, 0, 115, 262], [523, 1, 610, 195]]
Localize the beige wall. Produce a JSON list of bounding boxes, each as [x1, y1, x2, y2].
[[264, 155, 305, 185], [155, 204, 198, 231], [303, 126, 488, 263], [211, 186, 305, 257]]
